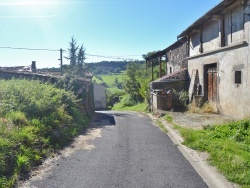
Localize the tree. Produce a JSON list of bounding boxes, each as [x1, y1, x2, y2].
[[123, 62, 142, 102], [65, 36, 86, 76], [114, 77, 119, 86], [77, 44, 86, 73]]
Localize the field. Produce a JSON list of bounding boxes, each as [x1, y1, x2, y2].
[[92, 73, 124, 93]]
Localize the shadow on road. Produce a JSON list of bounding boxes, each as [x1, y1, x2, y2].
[[90, 112, 116, 128]]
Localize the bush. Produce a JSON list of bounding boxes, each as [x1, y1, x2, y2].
[[172, 89, 189, 110], [0, 79, 88, 187]]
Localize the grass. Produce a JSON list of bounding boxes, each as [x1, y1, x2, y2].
[[92, 74, 124, 93], [188, 102, 218, 114], [112, 101, 148, 113], [0, 79, 89, 188], [164, 114, 173, 123], [155, 120, 168, 133], [175, 120, 250, 187]]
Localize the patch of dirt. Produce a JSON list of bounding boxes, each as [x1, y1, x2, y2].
[[153, 109, 236, 129], [171, 112, 235, 129]]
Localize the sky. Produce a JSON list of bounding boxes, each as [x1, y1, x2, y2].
[[0, 0, 221, 68]]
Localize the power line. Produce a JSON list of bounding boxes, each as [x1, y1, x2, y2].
[[0, 46, 60, 52], [0, 46, 142, 60]]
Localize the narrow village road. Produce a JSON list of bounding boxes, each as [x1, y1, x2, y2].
[[21, 111, 208, 188]]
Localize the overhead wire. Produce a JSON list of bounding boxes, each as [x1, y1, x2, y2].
[[0, 46, 142, 60]]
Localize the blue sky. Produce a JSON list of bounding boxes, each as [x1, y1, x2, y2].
[[0, 0, 220, 68]]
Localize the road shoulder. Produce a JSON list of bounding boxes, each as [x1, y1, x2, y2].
[[148, 113, 239, 188]]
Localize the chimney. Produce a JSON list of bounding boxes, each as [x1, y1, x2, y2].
[[31, 61, 36, 73]]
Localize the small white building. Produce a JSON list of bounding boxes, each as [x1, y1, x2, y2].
[[93, 83, 106, 110]]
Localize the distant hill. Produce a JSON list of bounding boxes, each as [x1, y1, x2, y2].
[[86, 61, 144, 75]]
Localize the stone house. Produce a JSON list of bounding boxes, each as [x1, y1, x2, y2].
[[177, 0, 250, 118], [145, 38, 189, 111], [145, 37, 188, 80]]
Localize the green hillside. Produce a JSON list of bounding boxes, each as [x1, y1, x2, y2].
[[92, 73, 124, 93]]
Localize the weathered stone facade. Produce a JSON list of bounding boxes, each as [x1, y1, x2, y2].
[[165, 41, 188, 73]]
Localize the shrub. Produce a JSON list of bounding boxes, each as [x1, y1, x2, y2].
[[172, 89, 189, 110], [0, 78, 88, 187]]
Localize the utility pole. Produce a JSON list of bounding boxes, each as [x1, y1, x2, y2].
[[59, 48, 63, 74]]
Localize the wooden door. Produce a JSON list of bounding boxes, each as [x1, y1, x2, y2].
[[207, 67, 217, 103]]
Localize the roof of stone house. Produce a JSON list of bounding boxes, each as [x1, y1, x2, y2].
[[152, 68, 187, 83], [177, 0, 237, 39]]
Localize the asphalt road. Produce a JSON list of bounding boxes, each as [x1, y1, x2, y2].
[[22, 111, 208, 188]]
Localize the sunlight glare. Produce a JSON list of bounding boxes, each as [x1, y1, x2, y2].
[[0, 0, 57, 6]]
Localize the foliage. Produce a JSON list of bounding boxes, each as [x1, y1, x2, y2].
[[123, 62, 140, 102], [77, 44, 86, 72], [123, 62, 150, 103], [106, 90, 125, 109], [65, 36, 86, 76], [112, 100, 148, 113], [93, 73, 124, 93], [172, 89, 189, 109], [142, 51, 166, 79], [164, 114, 173, 123], [177, 119, 250, 187], [0, 79, 88, 187], [87, 61, 144, 75]]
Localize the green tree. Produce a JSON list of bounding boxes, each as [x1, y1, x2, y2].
[[123, 62, 142, 102], [65, 36, 86, 76], [77, 44, 86, 74], [66, 37, 78, 70], [114, 77, 119, 86]]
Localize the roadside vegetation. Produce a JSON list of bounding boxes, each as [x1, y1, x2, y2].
[[109, 61, 154, 112], [0, 37, 90, 188], [112, 98, 148, 113], [160, 113, 250, 188], [178, 120, 250, 187], [0, 79, 88, 187]]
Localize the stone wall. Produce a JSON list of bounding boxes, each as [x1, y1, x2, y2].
[[0, 70, 95, 117], [166, 41, 188, 73]]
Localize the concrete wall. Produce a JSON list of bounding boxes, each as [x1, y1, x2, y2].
[[224, 5, 244, 46], [202, 20, 220, 52], [190, 32, 201, 56], [93, 83, 106, 110], [189, 2, 245, 56], [187, 2, 250, 118]]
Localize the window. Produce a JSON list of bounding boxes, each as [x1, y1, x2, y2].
[[235, 71, 241, 84]]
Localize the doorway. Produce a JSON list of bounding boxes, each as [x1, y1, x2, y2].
[[204, 63, 217, 103]]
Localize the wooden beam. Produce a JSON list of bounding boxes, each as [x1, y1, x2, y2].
[[151, 60, 154, 81], [212, 15, 222, 20], [159, 56, 162, 78]]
